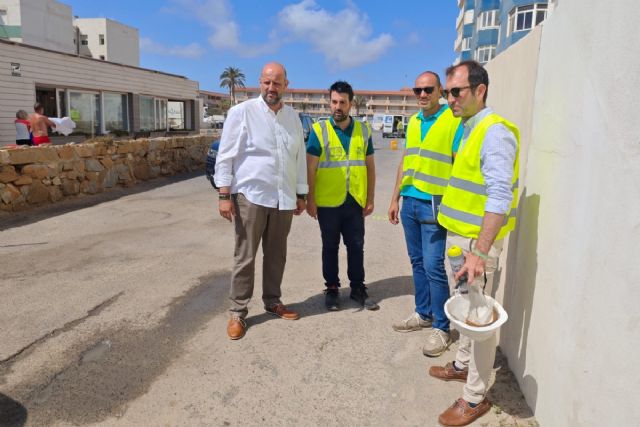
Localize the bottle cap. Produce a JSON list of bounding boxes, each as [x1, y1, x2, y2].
[[447, 245, 463, 257]]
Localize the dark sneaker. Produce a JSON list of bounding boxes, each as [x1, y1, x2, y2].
[[350, 287, 379, 310], [324, 288, 340, 311]]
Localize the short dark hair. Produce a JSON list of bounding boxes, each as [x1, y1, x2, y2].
[[419, 71, 441, 87], [446, 60, 489, 102], [34, 102, 44, 112], [329, 81, 354, 101]]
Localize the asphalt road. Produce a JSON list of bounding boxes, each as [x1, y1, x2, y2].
[[0, 132, 535, 426]]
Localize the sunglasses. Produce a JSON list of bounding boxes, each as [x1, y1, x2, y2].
[[412, 86, 436, 96], [443, 86, 473, 98]]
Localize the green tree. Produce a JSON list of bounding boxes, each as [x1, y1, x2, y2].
[[219, 66, 246, 105], [353, 95, 367, 117]]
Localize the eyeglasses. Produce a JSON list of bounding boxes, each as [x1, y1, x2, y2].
[[443, 86, 472, 98], [412, 86, 436, 96]]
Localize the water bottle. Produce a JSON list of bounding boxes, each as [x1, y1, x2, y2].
[[447, 246, 468, 293]]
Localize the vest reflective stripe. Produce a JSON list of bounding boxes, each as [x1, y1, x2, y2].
[[438, 113, 520, 240], [314, 119, 369, 207], [401, 108, 461, 195]]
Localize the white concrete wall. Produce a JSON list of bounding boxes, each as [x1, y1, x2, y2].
[[73, 18, 105, 60], [105, 19, 139, 67], [18, 0, 74, 53], [484, 1, 640, 425]]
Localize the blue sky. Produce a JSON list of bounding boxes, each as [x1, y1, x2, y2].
[[64, 0, 459, 92]]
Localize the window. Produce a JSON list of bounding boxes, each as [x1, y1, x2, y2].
[[508, 3, 548, 35], [99, 55, 105, 60], [0, 9, 7, 25], [69, 91, 101, 136], [462, 37, 471, 51], [80, 35, 88, 45], [99, 34, 104, 45], [104, 93, 128, 132], [140, 96, 167, 131], [139, 96, 155, 131], [476, 45, 496, 63], [477, 10, 499, 29], [168, 101, 185, 130]]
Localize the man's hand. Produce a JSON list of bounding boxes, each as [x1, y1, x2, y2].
[[294, 199, 306, 216], [363, 201, 374, 217], [388, 200, 400, 224], [219, 199, 235, 222], [455, 252, 485, 285], [306, 198, 317, 219]]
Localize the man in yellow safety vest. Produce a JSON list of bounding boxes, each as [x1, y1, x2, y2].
[[387, 71, 463, 358], [306, 81, 378, 311], [430, 61, 520, 427]]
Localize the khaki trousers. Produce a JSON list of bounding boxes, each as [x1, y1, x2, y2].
[[446, 232, 504, 404], [229, 194, 293, 318]]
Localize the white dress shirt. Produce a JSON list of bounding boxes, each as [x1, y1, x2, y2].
[[214, 96, 308, 210]]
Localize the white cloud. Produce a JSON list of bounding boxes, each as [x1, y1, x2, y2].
[[166, 0, 279, 57], [278, 0, 394, 69], [406, 31, 421, 45], [140, 37, 206, 58]]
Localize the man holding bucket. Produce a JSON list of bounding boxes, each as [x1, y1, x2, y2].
[[430, 60, 520, 426]]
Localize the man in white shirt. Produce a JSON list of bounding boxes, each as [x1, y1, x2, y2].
[[214, 62, 308, 340]]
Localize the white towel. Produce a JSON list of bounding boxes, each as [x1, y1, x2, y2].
[[49, 117, 77, 136]]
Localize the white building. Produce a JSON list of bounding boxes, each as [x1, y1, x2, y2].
[[0, 0, 75, 54], [74, 18, 139, 67]]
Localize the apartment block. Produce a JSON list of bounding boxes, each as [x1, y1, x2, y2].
[[454, 0, 558, 64], [74, 18, 139, 66], [0, 0, 75, 53], [236, 87, 416, 117]]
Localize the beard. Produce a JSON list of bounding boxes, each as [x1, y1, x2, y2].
[[332, 110, 348, 122], [262, 91, 281, 106]]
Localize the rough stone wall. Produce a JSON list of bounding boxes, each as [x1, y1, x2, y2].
[[0, 136, 216, 212]]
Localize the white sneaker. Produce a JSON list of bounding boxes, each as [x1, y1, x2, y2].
[[422, 328, 451, 357], [392, 312, 432, 332]]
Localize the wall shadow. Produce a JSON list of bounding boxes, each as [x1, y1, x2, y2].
[[500, 190, 541, 413], [248, 275, 413, 327], [0, 171, 204, 231], [0, 393, 28, 426]]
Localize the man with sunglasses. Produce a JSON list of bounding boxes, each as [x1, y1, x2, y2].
[[388, 71, 463, 357], [430, 60, 520, 426]]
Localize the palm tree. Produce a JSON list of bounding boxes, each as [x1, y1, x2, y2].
[[353, 95, 367, 117], [219, 66, 246, 105]]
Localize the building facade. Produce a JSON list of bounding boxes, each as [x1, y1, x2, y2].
[[0, 0, 140, 66], [198, 90, 229, 115], [73, 18, 139, 66], [0, 39, 199, 146], [454, 0, 558, 64], [236, 87, 416, 117], [0, 0, 75, 54]]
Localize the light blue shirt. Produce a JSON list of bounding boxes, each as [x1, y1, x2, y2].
[[460, 107, 517, 214], [401, 105, 464, 201]]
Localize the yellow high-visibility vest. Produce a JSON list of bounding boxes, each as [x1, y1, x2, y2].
[[313, 119, 370, 207], [438, 113, 520, 240], [401, 108, 460, 195]]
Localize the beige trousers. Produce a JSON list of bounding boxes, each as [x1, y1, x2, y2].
[[229, 193, 294, 318], [446, 232, 504, 404]]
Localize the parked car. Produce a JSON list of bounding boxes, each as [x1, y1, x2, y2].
[[299, 113, 314, 142], [205, 140, 220, 190]]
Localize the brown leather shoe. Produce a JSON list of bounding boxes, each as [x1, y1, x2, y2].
[[438, 398, 491, 426], [429, 362, 468, 383], [227, 317, 246, 340], [266, 304, 300, 320]]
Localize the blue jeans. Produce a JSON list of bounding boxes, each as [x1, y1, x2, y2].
[[317, 202, 365, 289], [400, 196, 449, 331]]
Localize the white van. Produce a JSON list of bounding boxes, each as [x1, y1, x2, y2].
[[382, 115, 404, 138]]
